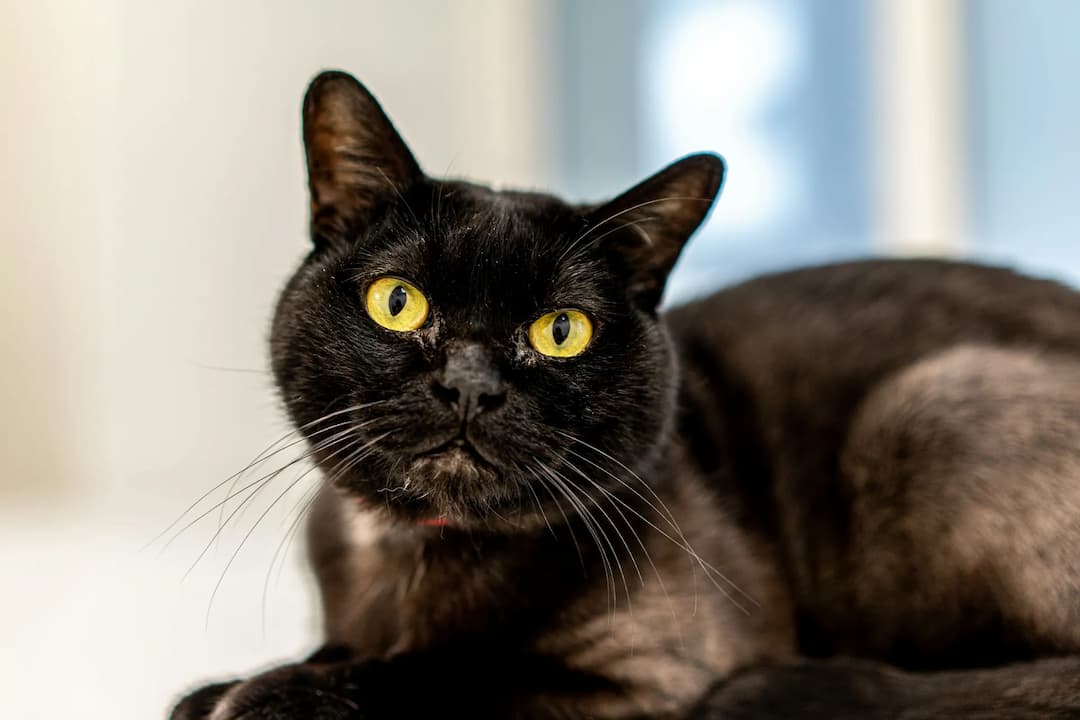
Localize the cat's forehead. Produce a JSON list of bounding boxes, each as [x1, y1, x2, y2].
[[362, 182, 605, 318], [435, 182, 579, 245], [438, 192, 566, 263]]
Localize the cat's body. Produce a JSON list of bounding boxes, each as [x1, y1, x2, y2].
[[172, 73, 1080, 719], [669, 259, 1080, 668]]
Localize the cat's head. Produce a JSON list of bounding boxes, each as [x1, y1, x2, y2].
[[271, 71, 724, 531]]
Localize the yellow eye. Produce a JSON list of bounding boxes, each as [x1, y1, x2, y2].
[[528, 310, 593, 358], [365, 276, 429, 332]]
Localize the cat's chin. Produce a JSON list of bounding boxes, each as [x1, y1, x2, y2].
[[393, 444, 509, 525], [410, 444, 495, 482], [381, 447, 555, 532], [332, 440, 558, 531]]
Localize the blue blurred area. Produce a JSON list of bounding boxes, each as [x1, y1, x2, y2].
[[967, 0, 1080, 285], [555, 0, 1080, 304]]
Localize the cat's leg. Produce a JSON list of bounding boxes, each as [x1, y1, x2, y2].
[[690, 655, 1080, 719], [168, 650, 618, 720], [173, 652, 1080, 720], [169, 647, 352, 720], [170, 663, 362, 720], [838, 345, 1080, 664]]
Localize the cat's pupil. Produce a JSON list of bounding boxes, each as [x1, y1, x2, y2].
[[388, 285, 407, 316], [552, 313, 570, 345]]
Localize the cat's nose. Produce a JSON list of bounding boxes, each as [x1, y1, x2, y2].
[[432, 342, 506, 420]]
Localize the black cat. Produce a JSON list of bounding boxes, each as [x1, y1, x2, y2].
[[172, 71, 1080, 719]]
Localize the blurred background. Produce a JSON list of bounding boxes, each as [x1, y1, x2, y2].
[[1, 0, 1077, 717]]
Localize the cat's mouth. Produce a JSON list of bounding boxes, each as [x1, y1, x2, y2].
[[417, 434, 496, 470]]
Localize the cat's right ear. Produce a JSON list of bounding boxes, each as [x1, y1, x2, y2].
[[302, 71, 422, 243]]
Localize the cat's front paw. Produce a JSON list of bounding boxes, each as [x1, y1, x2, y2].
[[171, 665, 362, 720]]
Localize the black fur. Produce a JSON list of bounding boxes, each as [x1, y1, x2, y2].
[[172, 71, 1080, 719]]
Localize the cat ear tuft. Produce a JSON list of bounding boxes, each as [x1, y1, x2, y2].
[[302, 70, 422, 242], [586, 153, 725, 309]]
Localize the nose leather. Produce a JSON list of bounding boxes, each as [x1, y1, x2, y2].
[[433, 342, 506, 420]]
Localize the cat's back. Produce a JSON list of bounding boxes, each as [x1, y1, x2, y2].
[[667, 258, 1080, 461], [665, 259, 1080, 662], [666, 259, 1080, 429], [667, 258, 1080, 368], [664, 259, 1080, 537]]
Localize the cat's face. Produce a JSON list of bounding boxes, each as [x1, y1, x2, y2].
[[271, 71, 723, 530]]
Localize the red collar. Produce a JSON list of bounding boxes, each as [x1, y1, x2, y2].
[[417, 517, 453, 528]]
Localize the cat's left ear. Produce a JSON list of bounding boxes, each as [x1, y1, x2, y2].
[[303, 70, 423, 242], [586, 153, 725, 309]]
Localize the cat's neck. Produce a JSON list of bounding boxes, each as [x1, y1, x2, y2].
[[311, 441, 736, 654]]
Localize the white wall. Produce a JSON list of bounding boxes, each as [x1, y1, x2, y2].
[[871, 0, 968, 255], [0, 2, 554, 717], [3, 0, 556, 506]]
